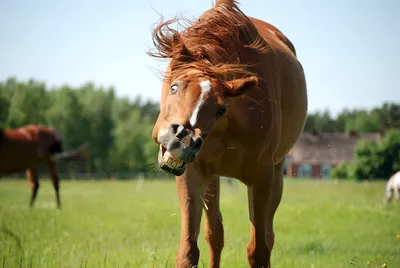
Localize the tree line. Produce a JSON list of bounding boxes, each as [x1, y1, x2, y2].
[[304, 104, 400, 134], [0, 77, 159, 176], [1, 77, 399, 178]]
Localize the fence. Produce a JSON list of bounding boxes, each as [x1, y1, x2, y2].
[[1, 171, 240, 185], [1, 171, 174, 180]]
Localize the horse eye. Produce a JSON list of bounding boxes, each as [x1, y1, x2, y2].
[[170, 84, 178, 94], [216, 105, 226, 120]]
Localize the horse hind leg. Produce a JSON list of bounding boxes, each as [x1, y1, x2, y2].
[[203, 176, 224, 268], [384, 187, 393, 204], [26, 168, 39, 209], [45, 159, 61, 210], [265, 161, 284, 254]]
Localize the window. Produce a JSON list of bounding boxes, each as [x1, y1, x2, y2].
[[321, 164, 332, 179], [298, 163, 312, 178], [283, 157, 290, 175]]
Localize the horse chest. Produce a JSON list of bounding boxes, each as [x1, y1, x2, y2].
[[198, 134, 267, 179]]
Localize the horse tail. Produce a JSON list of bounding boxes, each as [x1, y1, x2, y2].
[[52, 143, 89, 161]]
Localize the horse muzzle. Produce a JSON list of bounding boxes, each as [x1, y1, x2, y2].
[[157, 123, 203, 176]]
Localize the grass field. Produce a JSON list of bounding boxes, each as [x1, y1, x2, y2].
[[0, 178, 399, 268]]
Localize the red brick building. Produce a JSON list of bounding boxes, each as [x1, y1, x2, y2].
[[284, 131, 381, 179]]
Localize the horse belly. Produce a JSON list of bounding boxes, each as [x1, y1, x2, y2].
[[274, 62, 308, 164], [0, 145, 39, 173], [215, 150, 245, 179], [210, 139, 264, 179], [0, 156, 35, 173]]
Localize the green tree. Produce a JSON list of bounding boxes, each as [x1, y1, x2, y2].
[[352, 140, 382, 180], [350, 129, 400, 180], [7, 79, 49, 128], [379, 129, 400, 177], [330, 163, 351, 179], [344, 110, 382, 133], [378, 103, 400, 130], [46, 86, 90, 149], [0, 84, 11, 128], [78, 83, 115, 172]]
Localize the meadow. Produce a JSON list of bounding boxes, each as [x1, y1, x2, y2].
[[0, 178, 399, 268]]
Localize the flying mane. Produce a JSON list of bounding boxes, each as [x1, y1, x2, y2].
[[148, 0, 268, 81]]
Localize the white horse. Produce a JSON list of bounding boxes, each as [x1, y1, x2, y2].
[[384, 170, 400, 204]]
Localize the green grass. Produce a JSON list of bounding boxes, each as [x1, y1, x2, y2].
[[0, 178, 399, 268]]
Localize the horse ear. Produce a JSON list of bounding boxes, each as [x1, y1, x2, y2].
[[171, 32, 193, 60], [223, 76, 258, 97]]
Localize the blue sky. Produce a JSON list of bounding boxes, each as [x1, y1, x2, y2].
[[0, 0, 399, 117]]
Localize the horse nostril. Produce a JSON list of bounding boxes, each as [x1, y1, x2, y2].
[[169, 123, 180, 134], [191, 136, 203, 152], [169, 123, 189, 139]]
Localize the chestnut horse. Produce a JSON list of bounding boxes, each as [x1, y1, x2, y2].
[[0, 124, 88, 210], [149, 0, 307, 267]]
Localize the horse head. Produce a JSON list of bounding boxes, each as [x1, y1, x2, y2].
[[152, 65, 257, 176]]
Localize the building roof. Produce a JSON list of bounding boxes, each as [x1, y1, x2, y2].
[[287, 131, 381, 165]]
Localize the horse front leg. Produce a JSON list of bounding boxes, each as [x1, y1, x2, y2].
[[203, 176, 224, 268], [175, 164, 210, 268], [246, 163, 275, 268], [26, 168, 39, 209]]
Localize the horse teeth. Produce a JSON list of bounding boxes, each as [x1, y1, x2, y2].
[[162, 151, 184, 169]]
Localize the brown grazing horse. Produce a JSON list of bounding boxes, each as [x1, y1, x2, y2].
[[0, 124, 88, 210], [148, 1, 307, 267]]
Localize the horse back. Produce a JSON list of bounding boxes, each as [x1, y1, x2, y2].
[[244, 16, 307, 164], [1, 124, 60, 157], [24, 125, 63, 156]]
